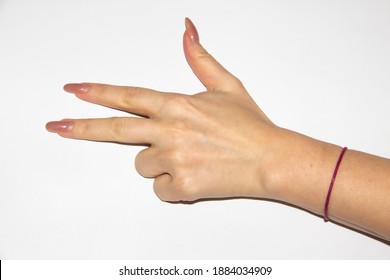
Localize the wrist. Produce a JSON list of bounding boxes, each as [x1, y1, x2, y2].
[[259, 128, 342, 215]]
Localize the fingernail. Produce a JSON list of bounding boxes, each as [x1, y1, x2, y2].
[[185, 17, 199, 44], [63, 83, 90, 94], [46, 120, 74, 133]]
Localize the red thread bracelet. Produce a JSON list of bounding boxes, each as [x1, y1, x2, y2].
[[324, 147, 348, 222]]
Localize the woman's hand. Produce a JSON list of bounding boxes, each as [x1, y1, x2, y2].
[[46, 18, 280, 202], [46, 18, 390, 240]]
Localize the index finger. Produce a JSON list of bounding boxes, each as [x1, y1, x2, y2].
[[64, 83, 170, 118]]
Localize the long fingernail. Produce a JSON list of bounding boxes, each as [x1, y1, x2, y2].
[[63, 83, 90, 94], [185, 18, 199, 44], [46, 120, 74, 133]]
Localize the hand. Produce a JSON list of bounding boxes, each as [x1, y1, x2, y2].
[[46, 18, 281, 202], [47, 18, 390, 241]]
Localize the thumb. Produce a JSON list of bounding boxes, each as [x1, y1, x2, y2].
[[183, 18, 242, 92]]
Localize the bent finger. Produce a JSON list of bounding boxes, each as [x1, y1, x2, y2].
[[135, 147, 168, 178], [153, 173, 175, 202]]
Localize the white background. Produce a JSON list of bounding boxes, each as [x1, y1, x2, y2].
[[0, 0, 389, 259]]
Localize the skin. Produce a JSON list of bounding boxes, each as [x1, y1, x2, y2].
[[46, 18, 390, 241]]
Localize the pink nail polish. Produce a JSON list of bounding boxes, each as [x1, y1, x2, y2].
[[185, 18, 199, 43], [46, 120, 74, 133], [63, 83, 90, 94]]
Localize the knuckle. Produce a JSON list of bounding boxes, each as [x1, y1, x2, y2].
[[226, 75, 245, 91], [128, 86, 142, 95], [98, 84, 110, 96], [126, 86, 142, 98], [165, 148, 185, 166], [162, 122, 186, 147], [109, 117, 127, 140], [75, 121, 90, 138], [172, 175, 197, 201], [195, 48, 211, 61], [232, 76, 244, 88], [118, 86, 142, 108], [165, 94, 193, 114]]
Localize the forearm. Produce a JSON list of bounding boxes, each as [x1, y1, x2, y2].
[[327, 149, 390, 240], [265, 128, 390, 241]]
